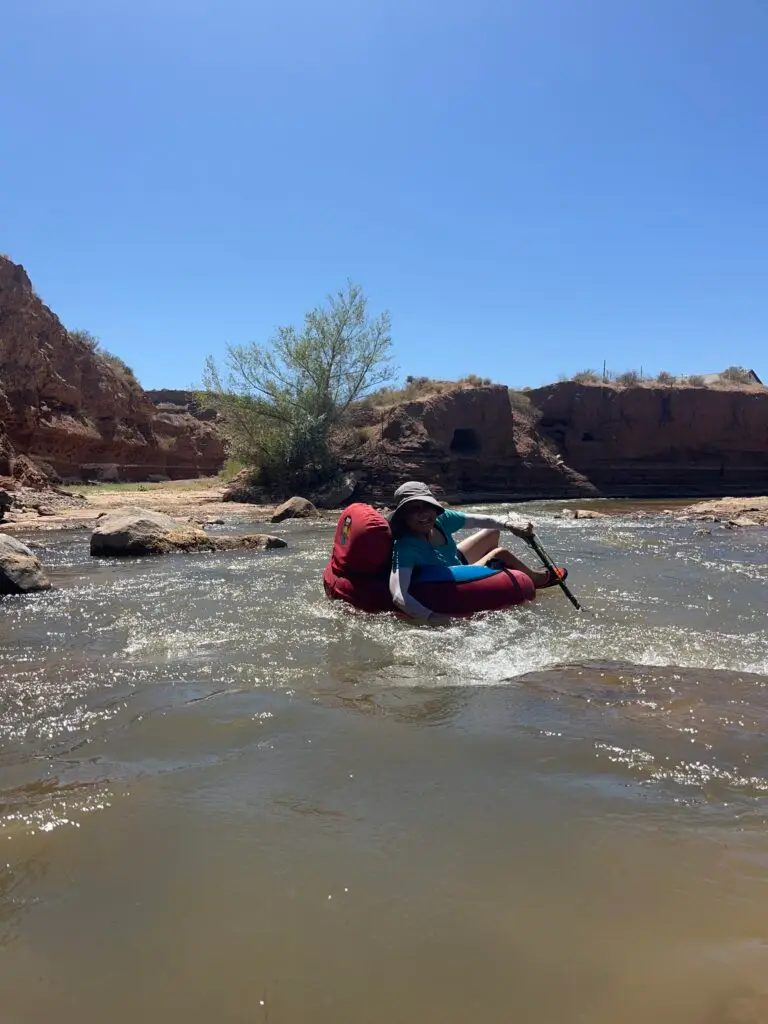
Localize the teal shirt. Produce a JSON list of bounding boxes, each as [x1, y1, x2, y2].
[[392, 509, 467, 571]]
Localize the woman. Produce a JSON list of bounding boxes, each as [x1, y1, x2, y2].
[[388, 481, 566, 622]]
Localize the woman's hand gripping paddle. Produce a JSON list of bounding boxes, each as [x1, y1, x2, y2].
[[525, 533, 587, 613]]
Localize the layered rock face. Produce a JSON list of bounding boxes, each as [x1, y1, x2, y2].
[[3, 250, 763, 502], [339, 384, 594, 501], [0, 257, 225, 483], [529, 381, 768, 497], [0, 390, 14, 478]]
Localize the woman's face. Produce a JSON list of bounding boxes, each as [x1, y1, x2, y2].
[[403, 502, 438, 536]]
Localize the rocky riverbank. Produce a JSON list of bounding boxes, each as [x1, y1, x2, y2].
[[2, 480, 766, 540], [0, 500, 288, 593], [663, 495, 768, 527], [0, 480, 265, 533]]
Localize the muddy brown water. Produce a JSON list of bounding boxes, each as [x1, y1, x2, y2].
[[1, 500, 768, 1024]]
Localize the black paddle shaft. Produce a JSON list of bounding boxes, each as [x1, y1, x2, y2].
[[525, 533, 583, 611]]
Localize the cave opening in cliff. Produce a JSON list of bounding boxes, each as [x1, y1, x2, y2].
[[450, 428, 480, 454]]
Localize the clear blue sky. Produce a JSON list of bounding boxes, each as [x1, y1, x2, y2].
[[2, 0, 766, 390]]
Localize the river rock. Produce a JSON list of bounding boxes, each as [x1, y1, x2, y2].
[[0, 489, 13, 522], [270, 496, 317, 522], [90, 507, 287, 557], [557, 508, 608, 519], [212, 534, 287, 552], [670, 497, 768, 527], [221, 469, 257, 503], [311, 473, 358, 509], [0, 534, 52, 594], [90, 508, 212, 556]]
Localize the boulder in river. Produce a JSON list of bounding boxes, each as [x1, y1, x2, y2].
[[91, 508, 210, 556], [0, 533, 52, 594], [558, 508, 608, 520], [270, 496, 317, 522], [212, 534, 287, 552], [90, 507, 287, 557]]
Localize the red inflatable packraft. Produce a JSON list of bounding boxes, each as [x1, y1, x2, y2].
[[323, 503, 535, 617]]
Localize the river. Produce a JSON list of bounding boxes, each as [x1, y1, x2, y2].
[[2, 501, 768, 1023]]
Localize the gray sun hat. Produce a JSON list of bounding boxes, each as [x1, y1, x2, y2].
[[388, 481, 445, 523]]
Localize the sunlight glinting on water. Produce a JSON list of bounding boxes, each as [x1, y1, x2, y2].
[[1, 508, 767, 838]]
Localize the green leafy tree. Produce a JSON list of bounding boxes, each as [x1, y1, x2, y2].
[[201, 282, 394, 491]]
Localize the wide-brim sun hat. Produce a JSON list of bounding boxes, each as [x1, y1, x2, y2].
[[388, 481, 445, 524]]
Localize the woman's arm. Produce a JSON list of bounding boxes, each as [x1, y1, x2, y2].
[[460, 512, 534, 537], [389, 565, 440, 621]]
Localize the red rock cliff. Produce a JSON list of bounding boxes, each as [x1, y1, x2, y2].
[[528, 381, 768, 496], [0, 257, 225, 482], [339, 384, 595, 501]]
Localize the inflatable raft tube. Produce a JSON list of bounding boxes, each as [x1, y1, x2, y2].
[[322, 502, 535, 618], [323, 562, 535, 618], [406, 563, 534, 616]]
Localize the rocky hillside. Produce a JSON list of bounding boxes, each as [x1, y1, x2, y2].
[[3, 251, 763, 502], [0, 257, 225, 484], [335, 375, 767, 503], [529, 380, 768, 497], [336, 383, 596, 501]]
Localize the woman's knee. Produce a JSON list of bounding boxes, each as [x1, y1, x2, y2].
[[470, 528, 500, 547], [459, 529, 500, 562]]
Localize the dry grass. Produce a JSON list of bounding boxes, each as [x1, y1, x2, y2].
[[361, 377, 454, 408], [60, 477, 223, 495], [556, 372, 766, 392], [99, 350, 142, 389], [359, 374, 496, 410]]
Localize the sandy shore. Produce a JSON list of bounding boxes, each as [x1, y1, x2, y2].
[[0, 479, 281, 534]]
